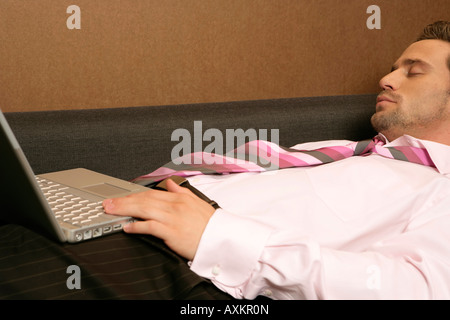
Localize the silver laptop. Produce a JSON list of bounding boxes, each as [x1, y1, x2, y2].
[[0, 109, 149, 243]]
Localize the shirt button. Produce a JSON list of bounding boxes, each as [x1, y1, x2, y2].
[[262, 289, 273, 297], [212, 265, 221, 276]]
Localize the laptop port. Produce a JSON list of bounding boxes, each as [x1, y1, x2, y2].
[[93, 228, 102, 237], [83, 229, 92, 240], [113, 224, 122, 231], [103, 226, 112, 233]]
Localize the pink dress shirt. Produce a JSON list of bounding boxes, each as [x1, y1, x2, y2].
[[188, 135, 450, 299]]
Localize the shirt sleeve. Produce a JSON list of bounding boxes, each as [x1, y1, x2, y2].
[[190, 197, 450, 300]]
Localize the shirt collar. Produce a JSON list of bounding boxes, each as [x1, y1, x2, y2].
[[381, 134, 450, 178]]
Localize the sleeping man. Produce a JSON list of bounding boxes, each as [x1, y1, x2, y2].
[[103, 21, 450, 299], [1, 21, 449, 301]]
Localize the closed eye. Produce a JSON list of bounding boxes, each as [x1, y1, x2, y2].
[[392, 58, 432, 76], [407, 66, 424, 76]]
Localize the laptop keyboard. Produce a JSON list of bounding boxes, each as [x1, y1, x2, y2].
[[36, 177, 108, 227]]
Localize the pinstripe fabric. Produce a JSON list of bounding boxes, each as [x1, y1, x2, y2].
[[133, 136, 436, 185], [0, 223, 232, 300]]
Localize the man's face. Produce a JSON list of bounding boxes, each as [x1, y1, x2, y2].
[[371, 39, 450, 142]]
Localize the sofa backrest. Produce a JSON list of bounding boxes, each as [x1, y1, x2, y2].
[[4, 94, 377, 181]]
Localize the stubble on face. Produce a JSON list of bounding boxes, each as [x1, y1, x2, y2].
[[371, 40, 450, 141], [371, 90, 449, 140]]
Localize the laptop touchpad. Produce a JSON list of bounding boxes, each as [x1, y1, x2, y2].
[[83, 183, 132, 197]]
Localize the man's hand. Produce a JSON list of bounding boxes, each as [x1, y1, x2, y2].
[[102, 179, 216, 261]]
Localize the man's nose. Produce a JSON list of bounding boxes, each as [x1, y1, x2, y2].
[[379, 69, 402, 91]]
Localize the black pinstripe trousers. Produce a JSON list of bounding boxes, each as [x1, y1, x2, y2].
[[0, 223, 233, 300]]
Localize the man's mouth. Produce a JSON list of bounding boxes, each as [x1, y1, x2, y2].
[[376, 94, 396, 104], [376, 93, 398, 111]]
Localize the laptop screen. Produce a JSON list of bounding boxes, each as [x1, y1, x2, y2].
[[0, 110, 66, 241]]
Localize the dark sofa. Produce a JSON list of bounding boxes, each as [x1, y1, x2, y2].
[[1, 94, 378, 300], [5, 94, 377, 181]]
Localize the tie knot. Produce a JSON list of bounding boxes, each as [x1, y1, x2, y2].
[[373, 135, 386, 146]]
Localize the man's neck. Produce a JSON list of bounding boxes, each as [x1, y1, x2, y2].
[[382, 123, 450, 146]]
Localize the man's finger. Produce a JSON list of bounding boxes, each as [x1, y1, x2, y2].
[[165, 178, 194, 195], [123, 220, 168, 238], [102, 191, 172, 221]]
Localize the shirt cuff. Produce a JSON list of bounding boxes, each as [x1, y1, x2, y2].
[[190, 208, 273, 289]]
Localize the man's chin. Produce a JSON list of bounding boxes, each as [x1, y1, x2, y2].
[[375, 101, 398, 113], [370, 112, 393, 134]]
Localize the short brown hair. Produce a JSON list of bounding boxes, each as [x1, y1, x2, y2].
[[416, 21, 450, 71]]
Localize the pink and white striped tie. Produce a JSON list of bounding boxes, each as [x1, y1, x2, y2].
[[133, 136, 436, 186]]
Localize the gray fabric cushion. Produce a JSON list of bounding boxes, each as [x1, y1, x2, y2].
[[5, 94, 377, 181]]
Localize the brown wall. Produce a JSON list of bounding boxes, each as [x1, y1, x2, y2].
[[1, 0, 448, 112]]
